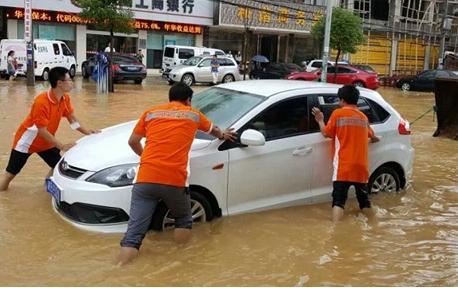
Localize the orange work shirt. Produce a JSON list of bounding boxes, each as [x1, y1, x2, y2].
[[133, 101, 213, 187], [324, 106, 374, 183], [12, 90, 74, 154]]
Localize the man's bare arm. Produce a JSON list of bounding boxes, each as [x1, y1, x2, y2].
[[128, 133, 144, 156], [67, 113, 101, 135], [37, 127, 75, 151], [209, 125, 237, 142]]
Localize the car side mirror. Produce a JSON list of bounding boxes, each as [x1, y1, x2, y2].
[[240, 129, 265, 146]]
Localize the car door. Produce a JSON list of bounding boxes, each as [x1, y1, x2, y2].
[[334, 67, 357, 84], [414, 70, 436, 91], [60, 43, 73, 69], [52, 43, 62, 67], [194, 58, 212, 82], [226, 96, 313, 215]]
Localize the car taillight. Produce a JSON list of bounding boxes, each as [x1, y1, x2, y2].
[[112, 64, 120, 71], [398, 119, 411, 135]]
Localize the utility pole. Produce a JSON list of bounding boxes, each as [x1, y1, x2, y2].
[[321, 0, 333, 83], [438, 0, 449, 69], [24, 0, 35, 86]]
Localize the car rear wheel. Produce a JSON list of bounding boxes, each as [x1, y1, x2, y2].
[[150, 190, 213, 231], [181, 73, 194, 86], [401, 83, 411, 91], [222, 74, 235, 83], [368, 167, 400, 194], [134, 79, 143, 84], [354, 81, 365, 88], [42, 68, 50, 81]]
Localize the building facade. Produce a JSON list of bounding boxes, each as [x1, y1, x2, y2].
[[0, 0, 212, 71]]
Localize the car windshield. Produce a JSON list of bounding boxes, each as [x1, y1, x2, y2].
[[192, 87, 265, 140], [183, 56, 202, 66]]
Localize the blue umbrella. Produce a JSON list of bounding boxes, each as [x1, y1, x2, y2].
[[251, 55, 269, 63]]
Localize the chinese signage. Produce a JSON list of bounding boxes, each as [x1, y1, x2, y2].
[[24, 0, 32, 42], [7, 8, 203, 34], [218, 0, 324, 33]]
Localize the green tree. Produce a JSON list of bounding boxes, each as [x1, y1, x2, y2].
[[312, 7, 365, 83], [75, 0, 134, 92]]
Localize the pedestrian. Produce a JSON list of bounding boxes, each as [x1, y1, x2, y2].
[[235, 51, 242, 64], [0, 67, 100, 191], [135, 49, 144, 63], [104, 42, 115, 53], [311, 85, 380, 222], [7, 50, 18, 80], [210, 54, 220, 85], [116, 83, 237, 265], [227, 50, 233, 59]]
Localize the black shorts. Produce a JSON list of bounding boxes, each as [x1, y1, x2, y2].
[[5, 148, 61, 175], [332, 181, 371, 210]]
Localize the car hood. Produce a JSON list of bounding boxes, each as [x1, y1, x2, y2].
[[170, 65, 194, 73], [63, 121, 212, 171]]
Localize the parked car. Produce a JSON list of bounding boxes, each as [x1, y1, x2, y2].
[[285, 65, 380, 90], [251, 63, 303, 79], [305, 59, 348, 72], [163, 55, 241, 86], [395, 69, 458, 91], [47, 80, 414, 233], [162, 45, 225, 71], [0, 39, 76, 80], [82, 54, 146, 84]]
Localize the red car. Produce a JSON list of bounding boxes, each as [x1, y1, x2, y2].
[[285, 65, 380, 90]]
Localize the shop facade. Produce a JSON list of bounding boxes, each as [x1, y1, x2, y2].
[[0, 0, 213, 71], [209, 0, 325, 64]]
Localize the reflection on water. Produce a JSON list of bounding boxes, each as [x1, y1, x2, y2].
[[0, 79, 457, 286]]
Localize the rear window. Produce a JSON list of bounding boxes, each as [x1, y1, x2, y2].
[[178, 48, 194, 59], [215, 51, 225, 56], [112, 55, 139, 64], [311, 61, 322, 68], [164, 47, 174, 58]]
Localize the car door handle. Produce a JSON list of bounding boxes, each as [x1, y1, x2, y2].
[[292, 146, 313, 156]]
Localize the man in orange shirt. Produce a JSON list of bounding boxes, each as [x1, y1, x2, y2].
[[117, 83, 237, 265], [0, 67, 100, 191], [312, 85, 380, 222]]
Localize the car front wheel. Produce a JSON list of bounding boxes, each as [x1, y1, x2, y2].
[[181, 73, 194, 86], [368, 167, 400, 194], [150, 190, 213, 231], [82, 64, 89, 78], [401, 82, 411, 91]]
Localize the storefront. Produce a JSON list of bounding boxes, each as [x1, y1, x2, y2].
[[210, 0, 325, 64], [1, 0, 213, 71]]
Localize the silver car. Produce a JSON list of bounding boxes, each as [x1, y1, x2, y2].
[[163, 56, 242, 86]]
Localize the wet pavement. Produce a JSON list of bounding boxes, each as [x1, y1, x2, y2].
[[0, 77, 457, 286]]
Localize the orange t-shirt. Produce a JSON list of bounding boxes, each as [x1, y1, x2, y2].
[[133, 101, 213, 187], [12, 90, 74, 153], [324, 106, 374, 183]]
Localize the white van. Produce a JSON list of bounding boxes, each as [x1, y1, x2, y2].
[[0, 39, 76, 80], [162, 45, 225, 71]]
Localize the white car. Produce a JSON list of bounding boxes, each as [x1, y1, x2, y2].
[[48, 80, 414, 233], [304, 59, 349, 72]]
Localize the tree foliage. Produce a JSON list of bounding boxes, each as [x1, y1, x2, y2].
[[75, 0, 134, 34], [312, 7, 366, 72]]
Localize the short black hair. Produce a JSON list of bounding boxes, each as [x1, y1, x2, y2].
[[169, 83, 193, 102], [49, 67, 69, 88], [338, 85, 360, 105], [7, 50, 14, 57]]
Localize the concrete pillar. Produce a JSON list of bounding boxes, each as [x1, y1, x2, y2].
[[195, 34, 203, 47], [75, 25, 87, 71], [390, 39, 398, 73], [423, 2, 436, 70], [137, 29, 147, 66], [388, 0, 401, 75], [7, 19, 18, 39], [424, 45, 431, 70]]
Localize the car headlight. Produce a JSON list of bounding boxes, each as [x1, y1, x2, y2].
[[86, 164, 138, 187]]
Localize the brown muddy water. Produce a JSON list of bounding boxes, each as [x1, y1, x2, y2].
[[0, 77, 457, 286]]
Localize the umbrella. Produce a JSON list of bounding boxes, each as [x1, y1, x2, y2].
[[251, 55, 269, 63]]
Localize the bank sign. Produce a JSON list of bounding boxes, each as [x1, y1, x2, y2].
[[218, 0, 325, 33]]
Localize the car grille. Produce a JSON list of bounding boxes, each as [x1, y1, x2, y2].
[[56, 202, 129, 224], [59, 160, 88, 179]]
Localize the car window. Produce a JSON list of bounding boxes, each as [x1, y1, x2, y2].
[[53, 43, 60, 55], [311, 61, 322, 68], [183, 56, 202, 66], [215, 51, 225, 56], [112, 55, 138, 64], [315, 95, 381, 124], [61, 44, 72, 56], [178, 48, 194, 59], [244, 97, 309, 141], [198, 59, 212, 67], [192, 87, 265, 140], [223, 58, 235, 66], [164, 47, 174, 58], [366, 98, 390, 123], [418, 70, 435, 79], [436, 70, 450, 78]]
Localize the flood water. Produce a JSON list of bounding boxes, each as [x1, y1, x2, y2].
[[0, 78, 457, 286]]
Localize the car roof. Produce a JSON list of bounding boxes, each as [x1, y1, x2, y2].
[[217, 80, 386, 102]]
